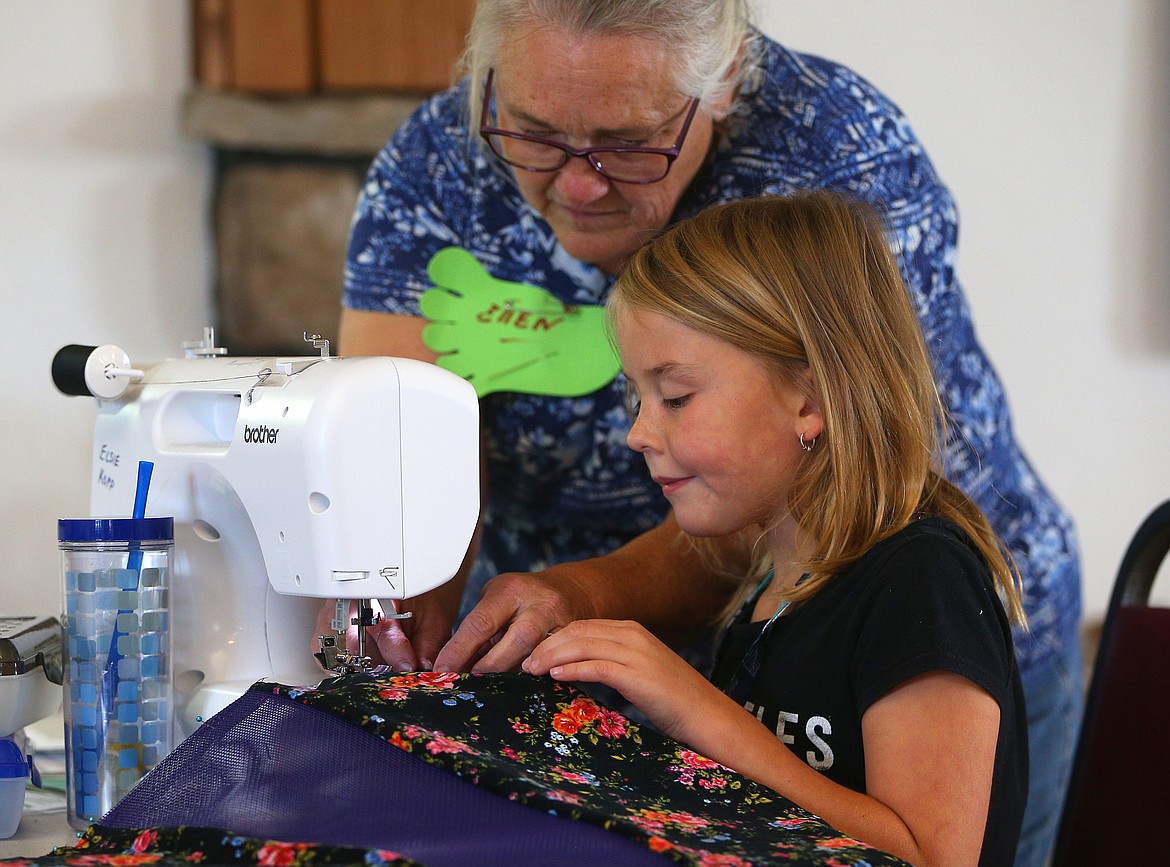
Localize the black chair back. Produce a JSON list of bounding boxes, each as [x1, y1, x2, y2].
[[1051, 499, 1170, 866]]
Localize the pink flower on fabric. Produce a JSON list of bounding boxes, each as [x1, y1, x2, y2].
[[425, 733, 475, 755], [555, 769, 591, 784], [678, 750, 721, 770], [545, 788, 585, 806], [130, 831, 158, 853], [666, 811, 713, 830], [256, 842, 309, 866], [595, 708, 628, 738]]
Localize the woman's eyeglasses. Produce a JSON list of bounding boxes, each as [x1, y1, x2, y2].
[[478, 69, 700, 185]]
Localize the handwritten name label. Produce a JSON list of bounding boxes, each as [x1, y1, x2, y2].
[[475, 303, 564, 332]]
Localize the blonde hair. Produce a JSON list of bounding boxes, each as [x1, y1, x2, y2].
[[610, 191, 1026, 626], [460, 0, 760, 134]]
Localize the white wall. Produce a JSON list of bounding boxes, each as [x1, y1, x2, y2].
[[1, 1, 1167, 627], [0, 2, 212, 619]]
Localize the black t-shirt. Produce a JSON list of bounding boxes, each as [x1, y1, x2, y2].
[[710, 517, 1027, 866]]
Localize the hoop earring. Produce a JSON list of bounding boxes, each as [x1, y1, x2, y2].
[[799, 432, 818, 452]]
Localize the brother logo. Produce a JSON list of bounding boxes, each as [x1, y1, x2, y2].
[[243, 424, 279, 444]]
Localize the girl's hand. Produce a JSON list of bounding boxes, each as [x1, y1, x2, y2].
[[521, 618, 733, 746]]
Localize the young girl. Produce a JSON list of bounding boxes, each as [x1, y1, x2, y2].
[[521, 191, 1028, 866]]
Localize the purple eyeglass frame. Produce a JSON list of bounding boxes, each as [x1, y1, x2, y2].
[[478, 68, 700, 185]]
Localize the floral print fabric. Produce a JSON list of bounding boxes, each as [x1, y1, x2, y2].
[[5, 672, 909, 866], [269, 671, 908, 866], [2, 825, 420, 867]]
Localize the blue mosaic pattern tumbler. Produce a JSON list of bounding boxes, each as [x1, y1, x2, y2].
[[58, 517, 174, 831]]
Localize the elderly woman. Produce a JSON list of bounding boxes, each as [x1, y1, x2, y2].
[[339, 3, 1080, 865]]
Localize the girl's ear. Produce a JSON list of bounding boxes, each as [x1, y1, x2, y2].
[[796, 367, 824, 440]]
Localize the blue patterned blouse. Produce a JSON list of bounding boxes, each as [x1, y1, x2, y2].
[[343, 34, 1080, 672]]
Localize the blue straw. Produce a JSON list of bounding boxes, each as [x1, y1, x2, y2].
[[100, 461, 154, 758], [132, 461, 153, 518], [127, 460, 153, 570]]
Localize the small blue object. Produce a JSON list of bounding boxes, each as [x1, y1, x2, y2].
[[0, 739, 28, 838], [131, 461, 154, 521], [0, 739, 28, 780]]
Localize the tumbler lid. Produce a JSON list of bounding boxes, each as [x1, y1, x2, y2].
[[58, 517, 174, 543]]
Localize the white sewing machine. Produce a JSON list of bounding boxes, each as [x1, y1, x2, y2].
[[52, 329, 479, 737]]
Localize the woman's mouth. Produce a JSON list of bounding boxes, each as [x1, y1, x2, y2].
[[558, 205, 619, 226]]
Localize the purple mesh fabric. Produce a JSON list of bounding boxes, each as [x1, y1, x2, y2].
[[102, 689, 669, 866]]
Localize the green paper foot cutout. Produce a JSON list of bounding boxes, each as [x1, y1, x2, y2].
[[421, 247, 621, 398]]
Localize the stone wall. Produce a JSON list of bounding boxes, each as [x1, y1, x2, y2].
[[183, 88, 420, 355]]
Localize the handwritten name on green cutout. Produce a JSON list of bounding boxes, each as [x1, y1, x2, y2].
[[421, 247, 620, 398]]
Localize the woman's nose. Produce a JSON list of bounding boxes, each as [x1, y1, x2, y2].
[[554, 155, 611, 203]]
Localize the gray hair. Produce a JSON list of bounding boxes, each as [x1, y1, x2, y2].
[[460, 0, 760, 133]]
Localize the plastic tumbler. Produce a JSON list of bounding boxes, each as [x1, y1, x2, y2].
[[58, 517, 174, 831]]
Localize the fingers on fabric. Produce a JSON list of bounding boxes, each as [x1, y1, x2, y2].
[[434, 604, 504, 672], [370, 618, 419, 672], [472, 616, 550, 673]]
